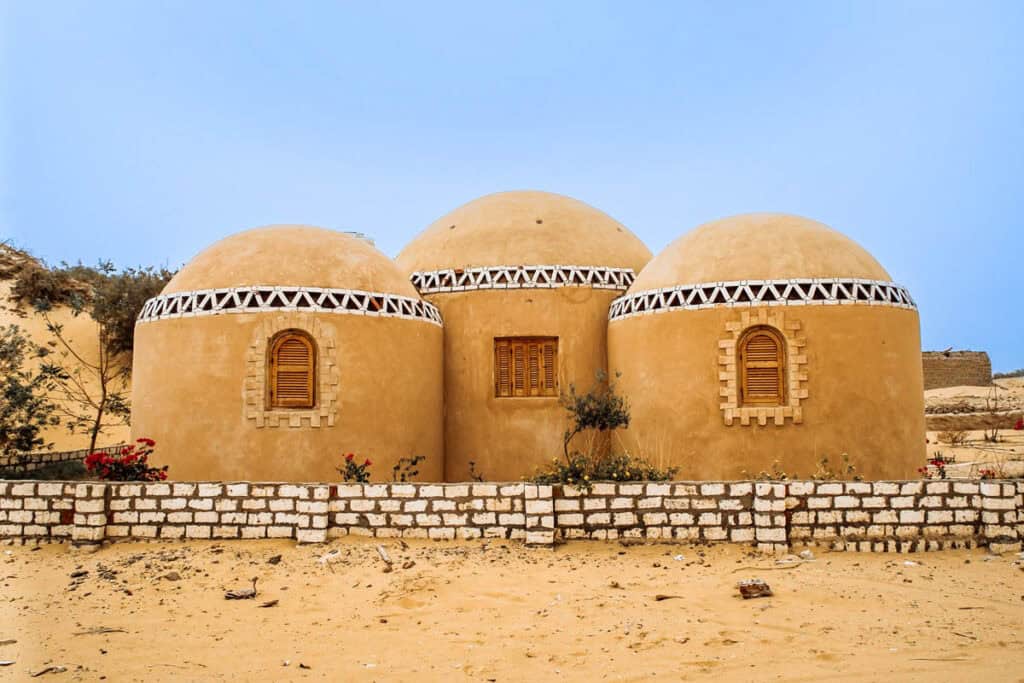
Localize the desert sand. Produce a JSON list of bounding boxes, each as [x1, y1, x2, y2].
[[2, 538, 1023, 681], [924, 379, 1024, 478]]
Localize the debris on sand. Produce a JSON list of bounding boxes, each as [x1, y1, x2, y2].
[[267, 555, 282, 565], [31, 665, 68, 677], [259, 600, 279, 608], [73, 627, 126, 636], [225, 577, 258, 600], [654, 594, 682, 601], [737, 579, 773, 599]]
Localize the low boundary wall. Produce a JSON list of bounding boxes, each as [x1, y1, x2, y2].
[[1, 479, 1021, 553], [0, 444, 126, 475]]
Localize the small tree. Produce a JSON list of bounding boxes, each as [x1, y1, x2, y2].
[[0, 324, 59, 459], [559, 370, 630, 464]]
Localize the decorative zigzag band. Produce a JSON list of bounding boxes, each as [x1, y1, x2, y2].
[[410, 265, 636, 294], [137, 286, 443, 326], [608, 278, 916, 321]]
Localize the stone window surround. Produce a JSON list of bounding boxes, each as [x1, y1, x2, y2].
[[244, 314, 340, 428], [719, 308, 808, 426]]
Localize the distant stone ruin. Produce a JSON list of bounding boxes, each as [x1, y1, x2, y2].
[[922, 350, 992, 390]]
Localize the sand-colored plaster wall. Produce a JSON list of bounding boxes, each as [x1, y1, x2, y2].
[[630, 213, 891, 290], [431, 288, 619, 482], [164, 226, 419, 298], [0, 281, 130, 451], [609, 305, 925, 480], [130, 313, 443, 481], [395, 191, 652, 274]]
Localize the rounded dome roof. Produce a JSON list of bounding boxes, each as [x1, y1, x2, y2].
[[395, 191, 652, 274], [630, 213, 892, 291], [163, 225, 420, 298]]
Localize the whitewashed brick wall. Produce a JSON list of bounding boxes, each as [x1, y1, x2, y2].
[[1, 479, 1021, 553]]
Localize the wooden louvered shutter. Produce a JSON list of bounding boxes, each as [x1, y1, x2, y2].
[[739, 327, 785, 406], [527, 341, 540, 395], [495, 341, 512, 397], [494, 337, 558, 398], [512, 343, 526, 397], [270, 332, 315, 408], [540, 340, 557, 396]]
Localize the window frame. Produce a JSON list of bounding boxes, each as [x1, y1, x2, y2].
[[494, 336, 558, 398], [268, 330, 317, 409], [737, 325, 786, 407]]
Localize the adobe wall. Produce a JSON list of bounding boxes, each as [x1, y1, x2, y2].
[[130, 312, 445, 482], [3, 479, 1020, 554], [922, 351, 992, 390], [610, 305, 926, 480], [425, 288, 619, 482]]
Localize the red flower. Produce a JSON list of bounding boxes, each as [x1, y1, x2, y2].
[[364, 459, 372, 467], [1014, 418, 1023, 431], [136, 437, 156, 447], [345, 453, 355, 462]]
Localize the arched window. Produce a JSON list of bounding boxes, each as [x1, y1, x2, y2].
[[269, 331, 316, 409], [738, 326, 786, 406]]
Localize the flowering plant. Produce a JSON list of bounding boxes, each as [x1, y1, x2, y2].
[[917, 452, 949, 480], [337, 452, 372, 483], [1014, 417, 1023, 431], [84, 438, 168, 481], [978, 468, 997, 480]]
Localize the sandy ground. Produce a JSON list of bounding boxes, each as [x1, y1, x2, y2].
[[924, 380, 1024, 477], [925, 380, 1024, 416], [2, 538, 1023, 682]]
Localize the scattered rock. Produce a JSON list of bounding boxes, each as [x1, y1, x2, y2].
[[69, 570, 88, 579], [225, 577, 258, 600], [402, 560, 416, 570], [162, 572, 181, 582], [798, 549, 815, 561], [737, 579, 773, 599], [654, 594, 682, 601], [258, 599, 279, 608], [267, 555, 282, 565]]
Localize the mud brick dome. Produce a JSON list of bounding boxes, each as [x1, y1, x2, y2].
[[608, 213, 925, 480], [397, 191, 652, 481], [131, 225, 444, 481]]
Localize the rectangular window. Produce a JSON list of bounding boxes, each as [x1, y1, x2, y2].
[[494, 337, 558, 398]]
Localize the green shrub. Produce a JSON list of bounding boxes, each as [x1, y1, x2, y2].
[[531, 451, 678, 488]]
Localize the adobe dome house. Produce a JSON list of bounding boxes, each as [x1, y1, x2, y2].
[[130, 225, 444, 481], [608, 213, 926, 480], [396, 191, 652, 481]]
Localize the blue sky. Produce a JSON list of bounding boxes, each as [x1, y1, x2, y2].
[[1, 1, 1021, 370]]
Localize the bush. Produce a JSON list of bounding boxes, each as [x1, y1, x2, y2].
[[531, 451, 677, 489], [937, 430, 968, 446], [84, 438, 167, 481], [338, 453, 372, 483], [532, 371, 678, 488], [4, 459, 89, 481], [559, 370, 629, 462], [391, 454, 425, 482], [810, 454, 861, 481]]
